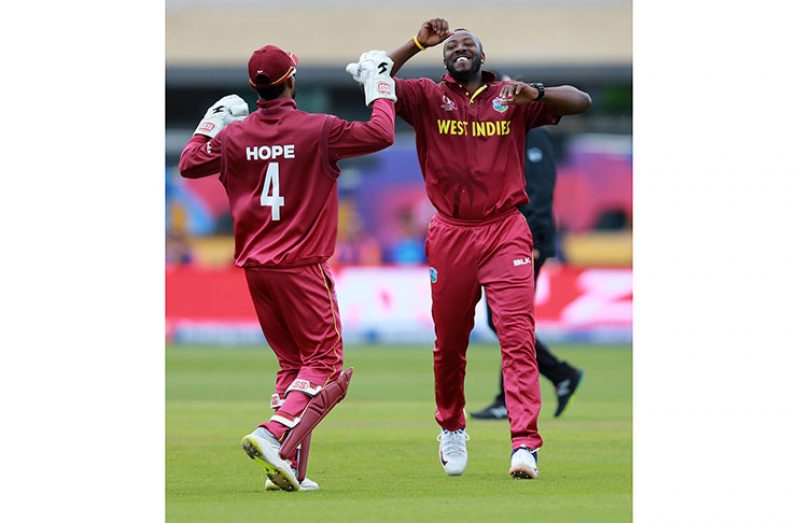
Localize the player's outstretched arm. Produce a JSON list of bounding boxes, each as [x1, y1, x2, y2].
[[178, 95, 249, 178], [331, 51, 396, 160], [388, 18, 452, 76], [327, 100, 395, 160], [499, 82, 592, 116], [178, 134, 222, 179]]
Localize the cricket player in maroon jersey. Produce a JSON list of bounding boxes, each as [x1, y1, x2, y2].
[[179, 45, 397, 492], [349, 20, 591, 479]]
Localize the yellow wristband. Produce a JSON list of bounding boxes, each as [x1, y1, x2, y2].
[[412, 35, 425, 51]]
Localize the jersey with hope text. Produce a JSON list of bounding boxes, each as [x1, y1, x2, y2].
[[179, 98, 395, 268], [395, 72, 559, 221]]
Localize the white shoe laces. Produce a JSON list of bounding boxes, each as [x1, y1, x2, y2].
[[437, 429, 470, 456]]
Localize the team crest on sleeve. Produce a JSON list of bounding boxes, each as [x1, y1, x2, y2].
[[441, 95, 456, 112], [492, 97, 509, 113], [430, 267, 438, 283]]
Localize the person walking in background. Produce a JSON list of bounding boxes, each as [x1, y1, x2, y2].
[[179, 44, 396, 491], [471, 126, 584, 421]]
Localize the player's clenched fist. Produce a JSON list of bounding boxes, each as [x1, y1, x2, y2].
[[416, 18, 453, 48], [345, 50, 396, 107], [193, 94, 250, 138]]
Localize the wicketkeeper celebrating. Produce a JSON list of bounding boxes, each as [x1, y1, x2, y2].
[[348, 20, 591, 479], [179, 44, 396, 492]]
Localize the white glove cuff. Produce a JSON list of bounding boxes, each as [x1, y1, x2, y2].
[[194, 115, 225, 138], [364, 76, 397, 106]]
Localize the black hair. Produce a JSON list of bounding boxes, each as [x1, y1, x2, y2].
[[447, 28, 484, 55], [254, 75, 286, 101]]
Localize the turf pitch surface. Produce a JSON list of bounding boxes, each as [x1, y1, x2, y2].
[[166, 344, 631, 522]]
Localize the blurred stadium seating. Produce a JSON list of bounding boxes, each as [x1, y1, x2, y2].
[[166, 0, 632, 344]]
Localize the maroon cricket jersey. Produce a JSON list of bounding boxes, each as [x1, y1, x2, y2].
[[179, 98, 395, 268], [395, 72, 559, 221]]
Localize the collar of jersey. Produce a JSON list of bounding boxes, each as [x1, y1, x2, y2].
[[256, 97, 297, 113], [441, 71, 498, 103], [441, 71, 497, 85]]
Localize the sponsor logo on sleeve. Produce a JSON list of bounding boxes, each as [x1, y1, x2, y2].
[[513, 257, 531, 267], [430, 267, 438, 283]]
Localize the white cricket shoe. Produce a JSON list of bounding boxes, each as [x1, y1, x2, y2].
[[241, 427, 300, 492], [437, 429, 469, 476], [265, 475, 319, 492], [509, 446, 539, 479]]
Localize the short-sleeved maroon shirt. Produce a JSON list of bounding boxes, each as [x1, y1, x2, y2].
[[395, 72, 559, 221]]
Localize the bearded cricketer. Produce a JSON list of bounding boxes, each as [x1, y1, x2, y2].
[[348, 19, 590, 480]]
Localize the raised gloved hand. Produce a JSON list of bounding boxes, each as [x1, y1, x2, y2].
[[346, 50, 396, 107], [193, 94, 249, 138], [345, 61, 362, 83]]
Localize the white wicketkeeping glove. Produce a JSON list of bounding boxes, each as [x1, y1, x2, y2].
[[347, 50, 396, 107], [193, 94, 250, 138], [345, 50, 372, 85], [345, 61, 363, 84]]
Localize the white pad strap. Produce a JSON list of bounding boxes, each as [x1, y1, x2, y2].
[[270, 413, 301, 428], [286, 379, 323, 397], [270, 393, 284, 410]]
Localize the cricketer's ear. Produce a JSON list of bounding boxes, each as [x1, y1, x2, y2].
[[287, 76, 297, 99]]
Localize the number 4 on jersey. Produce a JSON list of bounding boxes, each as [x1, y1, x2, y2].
[[260, 162, 284, 220]]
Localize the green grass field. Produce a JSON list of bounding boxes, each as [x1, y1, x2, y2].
[[166, 344, 631, 522]]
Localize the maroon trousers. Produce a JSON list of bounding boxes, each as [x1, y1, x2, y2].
[[426, 210, 543, 450], [245, 263, 344, 439]]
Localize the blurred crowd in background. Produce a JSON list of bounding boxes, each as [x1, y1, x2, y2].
[[166, 133, 632, 268], [165, 0, 632, 271]]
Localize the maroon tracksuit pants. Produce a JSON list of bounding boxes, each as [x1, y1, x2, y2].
[[245, 263, 344, 440], [426, 210, 543, 450]]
